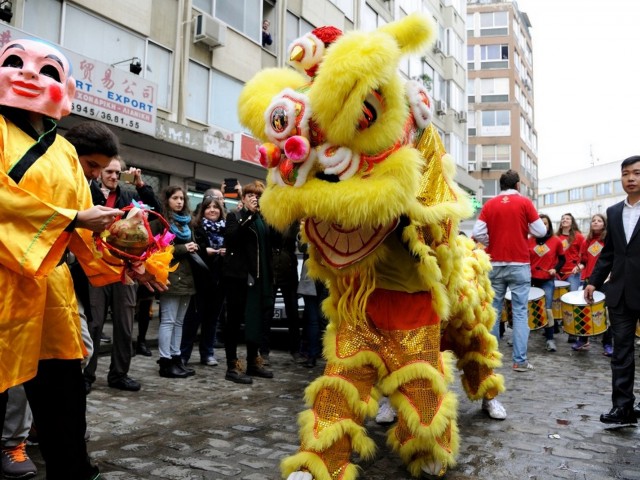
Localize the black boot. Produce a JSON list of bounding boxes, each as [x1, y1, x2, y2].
[[136, 340, 152, 356], [157, 357, 188, 378], [173, 356, 195, 376]]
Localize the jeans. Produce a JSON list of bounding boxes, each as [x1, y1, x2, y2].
[[490, 264, 531, 365], [158, 294, 192, 359], [565, 272, 581, 292], [532, 278, 555, 341]]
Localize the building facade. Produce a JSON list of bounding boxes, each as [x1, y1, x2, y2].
[[538, 161, 626, 232], [466, 0, 538, 204], [2, 0, 478, 206]]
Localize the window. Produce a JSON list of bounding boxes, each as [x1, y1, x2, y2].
[[210, 70, 245, 132], [186, 62, 246, 132], [193, 0, 213, 14], [216, 0, 262, 44], [480, 110, 510, 136], [483, 179, 497, 196], [62, 6, 172, 111], [186, 61, 209, 124], [328, 0, 354, 19], [480, 11, 508, 36], [467, 78, 475, 103], [544, 193, 556, 205], [467, 45, 475, 70], [613, 180, 624, 194], [597, 182, 611, 196], [569, 188, 581, 201], [362, 4, 385, 32], [556, 191, 568, 203], [482, 144, 510, 170], [480, 44, 508, 69], [583, 185, 594, 200], [480, 78, 509, 102], [24, 0, 61, 43], [286, 12, 314, 51], [64, 7, 145, 65], [467, 110, 476, 136], [146, 43, 172, 110]]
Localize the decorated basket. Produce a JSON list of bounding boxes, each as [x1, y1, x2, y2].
[[96, 202, 173, 263]]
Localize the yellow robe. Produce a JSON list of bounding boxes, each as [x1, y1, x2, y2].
[[0, 115, 121, 392]]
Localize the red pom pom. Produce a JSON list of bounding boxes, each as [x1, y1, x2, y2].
[[284, 135, 310, 163]]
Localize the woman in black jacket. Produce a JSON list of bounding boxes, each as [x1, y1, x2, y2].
[[222, 181, 274, 384], [180, 196, 226, 367]]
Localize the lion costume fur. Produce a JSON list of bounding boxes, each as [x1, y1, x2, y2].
[[238, 13, 504, 480]]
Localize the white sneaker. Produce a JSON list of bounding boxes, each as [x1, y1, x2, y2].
[[287, 472, 313, 480], [482, 398, 507, 420], [545, 339, 557, 352], [421, 458, 446, 477], [375, 397, 397, 424]]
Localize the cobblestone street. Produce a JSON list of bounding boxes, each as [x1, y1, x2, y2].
[[26, 326, 640, 480]]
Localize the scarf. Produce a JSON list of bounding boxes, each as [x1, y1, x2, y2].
[[202, 218, 225, 248], [169, 213, 192, 241]]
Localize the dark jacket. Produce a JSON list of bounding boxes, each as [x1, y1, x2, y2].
[[589, 200, 640, 310], [222, 208, 271, 281], [90, 181, 161, 213], [150, 218, 196, 297], [193, 223, 225, 285], [270, 222, 299, 286]]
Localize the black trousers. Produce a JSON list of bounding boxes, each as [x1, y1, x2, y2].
[[1, 360, 98, 479], [608, 300, 640, 410]]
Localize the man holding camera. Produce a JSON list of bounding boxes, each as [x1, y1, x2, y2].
[[83, 157, 162, 392]]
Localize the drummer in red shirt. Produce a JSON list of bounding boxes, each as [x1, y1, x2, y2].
[[529, 214, 565, 353], [575, 213, 611, 355], [556, 213, 585, 291]]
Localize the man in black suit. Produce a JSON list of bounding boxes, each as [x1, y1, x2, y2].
[[585, 155, 640, 425]]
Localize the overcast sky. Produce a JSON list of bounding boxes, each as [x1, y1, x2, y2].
[[514, 0, 640, 179]]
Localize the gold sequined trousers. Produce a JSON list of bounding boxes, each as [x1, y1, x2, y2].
[[281, 289, 458, 480]]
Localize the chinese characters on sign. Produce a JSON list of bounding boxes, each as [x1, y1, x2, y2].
[[0, 26, 158, 136]]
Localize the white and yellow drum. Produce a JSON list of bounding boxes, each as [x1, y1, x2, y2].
[[504, 287, 547, 330], [552, 280, 570, 320], [561, 290, 607, 337]]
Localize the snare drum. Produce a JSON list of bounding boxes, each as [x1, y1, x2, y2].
[[560, 290, 607, 336], [504, 287, 547, 330], [552, 280, 570, 319]]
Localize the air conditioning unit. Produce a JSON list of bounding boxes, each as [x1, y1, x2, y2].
[[435, 100, 447, 115], [481, 161, 491, 170], [193, 13, 227, 48], [433, 40, 443, 54], [468, 163, 477, 172], [457, 111, 468, 123]]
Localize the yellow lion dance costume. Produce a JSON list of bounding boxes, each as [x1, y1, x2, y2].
[[238, 14, 504, 480]]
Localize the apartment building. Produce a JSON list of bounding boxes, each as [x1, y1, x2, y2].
[[466, 0, 538, 204], [2, 0, 477, 204]]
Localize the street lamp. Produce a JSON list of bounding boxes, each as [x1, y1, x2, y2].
[[111, 57, 142, 75]]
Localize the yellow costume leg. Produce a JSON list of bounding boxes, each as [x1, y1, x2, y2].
[[442, 238, 505, 401], [281, 321, 382, 480], [379, 338, 459, 477]]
